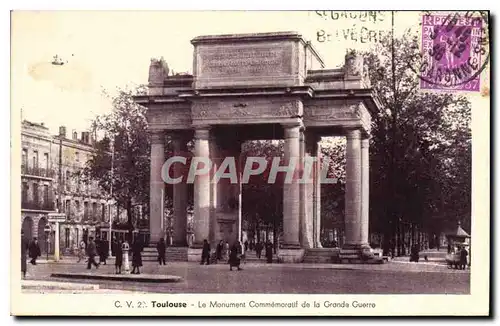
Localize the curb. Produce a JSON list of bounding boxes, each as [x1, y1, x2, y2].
[[50, 272, 183, 283]]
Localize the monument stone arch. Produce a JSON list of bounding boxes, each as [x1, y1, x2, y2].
[[134, 32, 380, 263]]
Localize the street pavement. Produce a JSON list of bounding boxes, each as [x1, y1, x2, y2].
[[21, 259, 470, 294]]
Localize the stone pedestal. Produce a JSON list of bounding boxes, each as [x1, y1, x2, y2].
[[187, 248, 203, 262], [278, 248, 306, 263], [149, 131, 165, 245]]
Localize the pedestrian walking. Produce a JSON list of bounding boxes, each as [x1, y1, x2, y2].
[[410, 244, 420, 262], [200, 239, 210, 265], [21, 231, 28, 279], [228, 242, 242, 271], [131, 239, 143, 274], [216, 240, 223, 262], [460, 246, 468, 270], [28, 237, 41, 265], [265, 241, 273, 263], [100, 237, 109, 265], [157, 238, 166, 265], [255, 241, 263, 259], [113, 239, 123, 274], [86, 237, 99, 269], [77, 240, 86, 263]]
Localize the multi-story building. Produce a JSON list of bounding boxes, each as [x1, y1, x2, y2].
[[21, 120, 127, 257], [21, 120, 57, 255]]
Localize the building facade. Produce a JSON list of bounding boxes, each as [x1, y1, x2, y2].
[[21, 120, 127, 257]]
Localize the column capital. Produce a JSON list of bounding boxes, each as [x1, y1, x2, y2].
[[194, 127, 210, 140], [345, 129, 362, 140], [361, 137, 370, 148], [150, 130, 166, 144], [282, 123, 302, 139]]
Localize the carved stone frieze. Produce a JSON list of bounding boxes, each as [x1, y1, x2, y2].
[[303, 101, 361, 120], [192, 99, 301, 119]]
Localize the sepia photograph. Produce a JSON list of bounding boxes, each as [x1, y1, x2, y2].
[[10, 9, 490, 316]]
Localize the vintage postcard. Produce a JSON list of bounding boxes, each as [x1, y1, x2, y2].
[[10, 10, 490, 316]]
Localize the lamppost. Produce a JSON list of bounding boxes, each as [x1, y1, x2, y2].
[[44, 224, 51, 261], [108, 138, 114, 257]]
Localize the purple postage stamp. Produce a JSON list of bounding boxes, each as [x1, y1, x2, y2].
[[417, 11, 489, 92]]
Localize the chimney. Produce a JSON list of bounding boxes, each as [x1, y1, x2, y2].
[[72, 130, 78, 140], [59, 126, 66, 137]]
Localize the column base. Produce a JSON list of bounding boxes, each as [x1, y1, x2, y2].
[[187, 248, 203, 262], [277, 248, 305, 263], [339, 244, 382, 264]]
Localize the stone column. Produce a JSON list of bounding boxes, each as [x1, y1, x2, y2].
[[279, 123, 305, 263], [209, 134, 219, 248], [313, 136, 322, 248], [189, 127, 211, 261], [300, 130, 314, 249], [172, 134, 189, 247], [344, 129, 362, 246], [360, 137, 370, 246], [149, 130, 165, 245]]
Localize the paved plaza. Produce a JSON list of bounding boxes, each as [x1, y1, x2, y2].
[[21, 259, 470, 294]]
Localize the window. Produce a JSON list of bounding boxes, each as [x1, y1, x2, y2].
[[33, 183, 39, 203], [44, 153, 49, 170], [65, 228, 70, 248], [92, 202, 97, 221], [84, 202, 89, 220], [65, 200, 70, 214], [32, 150, 39, 170], [75, 228, 79, 245], [22, 182, 28, 202], [75, 152, 79, 162], [75, 200, 80, 217], [22, 149, 27, 168], [43, 185, 49, 204], [101, 203, 106, 221]]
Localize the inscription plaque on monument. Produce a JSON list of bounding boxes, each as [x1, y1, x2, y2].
[[199, 44, 292, 78], [193, 38, 299, 88]]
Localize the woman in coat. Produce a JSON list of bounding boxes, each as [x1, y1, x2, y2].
[[131, 239, 143, 274], [228, 242, 242, 271], [114, 239, 123, 274]]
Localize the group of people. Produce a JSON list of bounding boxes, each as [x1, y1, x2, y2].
[[77, 236, 109, 268], [200, 239, 275, 271], [79, 236, 145, 274]]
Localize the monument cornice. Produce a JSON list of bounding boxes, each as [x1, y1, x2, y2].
[[178, 86, 314, 99]]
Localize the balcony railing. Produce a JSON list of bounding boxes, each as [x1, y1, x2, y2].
[[21, 165, 55, 178], [21, 199, 55, 211]]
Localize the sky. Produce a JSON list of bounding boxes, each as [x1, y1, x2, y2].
[[11, 11, 488, 135]]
